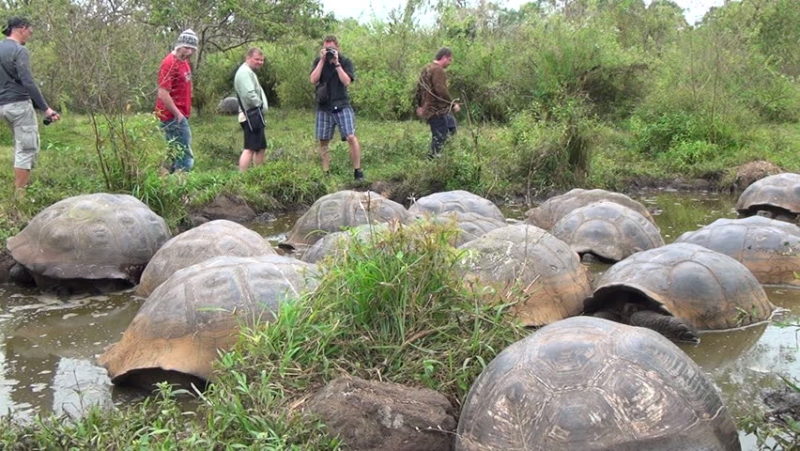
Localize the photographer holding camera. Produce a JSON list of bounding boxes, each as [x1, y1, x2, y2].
[[309, 35, 363, 180], [0, 16, 60, 198]]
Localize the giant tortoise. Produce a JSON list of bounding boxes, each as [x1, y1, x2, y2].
[[98, 255, 318, 389], [456, 316, 741, 451], [408, 190, 505, 222], [586, 242, 774, 343], [526, 188, 654, 230], [7, 193, 170, 292], [551, 201, 664, 262], [459, 224, 591, 326], [280, 190, 409, 252], [424, 211, 506, 247], [136, 220, 276, 296], [300, 223, 387, 264], [735, 172, 800, 221], [675, 215, 800, 286]]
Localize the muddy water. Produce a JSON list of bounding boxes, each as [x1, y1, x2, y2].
[[0, 191, 797, 449]]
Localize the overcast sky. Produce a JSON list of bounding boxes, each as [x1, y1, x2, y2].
[[321, 0, 729, 25]]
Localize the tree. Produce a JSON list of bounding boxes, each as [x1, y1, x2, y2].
[[136, 0, 331, 71]]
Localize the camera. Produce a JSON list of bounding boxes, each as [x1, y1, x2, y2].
[[324, 47, 336, 62], [43, 112, 57, 126]]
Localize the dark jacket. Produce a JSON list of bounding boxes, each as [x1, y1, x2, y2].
[[415, 62, 452, 119], [311, 54, 355, 111], [0, 38, 48, 110]]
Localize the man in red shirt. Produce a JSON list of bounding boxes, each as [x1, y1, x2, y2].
[[155, 29, 197, 172]]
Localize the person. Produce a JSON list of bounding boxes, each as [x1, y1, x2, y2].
[[155, 29, 198, 173], [415, 47, 460, 159], [309, 35, 363, 180], [0, 17, 60, 197], [234, 47, 268, 172]]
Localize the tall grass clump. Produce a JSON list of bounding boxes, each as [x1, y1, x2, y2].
[[496, 105, 593, 200], [198, 221, 526, 446]]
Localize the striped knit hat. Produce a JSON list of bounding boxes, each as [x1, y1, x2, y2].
[[175, 29, 198, 50]]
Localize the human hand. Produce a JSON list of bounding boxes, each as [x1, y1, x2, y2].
[[416, 107, 425, 118], [453, 103, 461, 113], [44, 108, 60, 122]]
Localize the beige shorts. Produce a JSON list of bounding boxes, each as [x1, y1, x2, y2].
[[0, 100, 39, 170]]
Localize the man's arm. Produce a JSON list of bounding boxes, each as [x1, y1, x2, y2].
[[157, 62, 184, 120], [15, 48, 48, 111], [335, 57, 354, 87], [234, 68, 261, 108], [310, 54, 324, 84], [157, 87, 183, 121]]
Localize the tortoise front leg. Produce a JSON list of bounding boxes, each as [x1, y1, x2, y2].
[[630, 310, 700, 344]]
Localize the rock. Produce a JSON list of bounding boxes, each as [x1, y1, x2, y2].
[[307, 376, 456, 451], [733, 160, 783, 192], [217, 96, 239, 115], [763, 386, 800, 424], [0, 248, 15, 284], [196, 194, 256, 223]]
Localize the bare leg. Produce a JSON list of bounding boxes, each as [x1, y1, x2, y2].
[[238, 149, 253, 172], [318, 139, 331, 172], [14, 168, 29, 188], [253, 149, 265, 167], [346, 134, 361, 169]]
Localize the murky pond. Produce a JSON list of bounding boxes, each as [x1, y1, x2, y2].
[[0, 190, 798, 449]]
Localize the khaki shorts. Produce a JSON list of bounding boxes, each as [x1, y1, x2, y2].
[[0, 100, 39, 170]]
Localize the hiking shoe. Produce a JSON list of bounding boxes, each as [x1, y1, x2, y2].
[[354, 168, 364, 180]]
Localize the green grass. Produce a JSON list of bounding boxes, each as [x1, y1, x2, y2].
[[1, 108, 800, 447]]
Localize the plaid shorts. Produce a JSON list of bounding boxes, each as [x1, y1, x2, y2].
[[315, 106, 356, 141]]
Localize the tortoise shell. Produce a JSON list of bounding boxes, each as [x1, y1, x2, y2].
[[526, 188, 654, 230], [98, 255, 318, 385], [551, 201, 664, 262], [427, 211, 506, 246], [459, 224, 591, 326], [675, 215, 800, 286], [408, 190, 505, 222], [456, 316, 740, 451], [301, 223, 386, 264], [281, 190, 409, 251], [7, 193, 170, 282], [136, 220, 276, 296], [588, 242, 774, 330], [735, 172, 800, 218]]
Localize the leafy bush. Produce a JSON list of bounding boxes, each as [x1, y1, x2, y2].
[[657, 140, 722, 174], [631, 111, 741, 156]]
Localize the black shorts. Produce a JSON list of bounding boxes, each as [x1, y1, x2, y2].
[[241, 121, 267, 151]]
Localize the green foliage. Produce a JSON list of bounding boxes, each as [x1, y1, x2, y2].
[[0, 384, 197, 448], [657, 140, 722, 174], [739, 375, 800, 450], [200, 221, 524, 446], [496, 105, 593, 198]]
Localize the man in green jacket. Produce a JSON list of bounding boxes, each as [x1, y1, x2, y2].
[[234, 47, 268, 172], [415, 47, 460, 159]]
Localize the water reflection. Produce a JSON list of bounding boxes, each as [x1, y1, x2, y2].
[[0, 289, 142, 421]]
